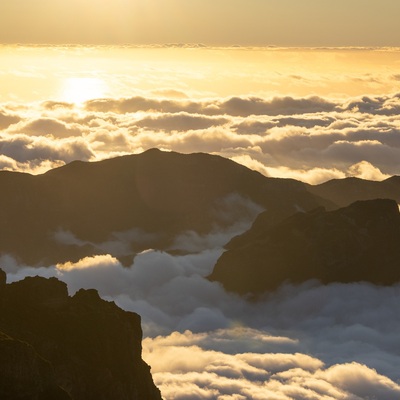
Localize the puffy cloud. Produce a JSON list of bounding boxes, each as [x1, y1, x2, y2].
[[348, 160, 391, 181], [342, 94, 400, 116], [218, 95, 337, 117], [0, 110, 20, 129], [144, 330, 400, 400], [2, 92, 400, 182], [85, 95, 337, 117], [134, 112, 229, 131], [0, 133, 94, 167], [85, 96, 204, 115], [14, 117, 85, 137]]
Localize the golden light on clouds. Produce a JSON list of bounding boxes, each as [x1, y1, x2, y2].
[[1, 45, 400, 184], [1, 46, 400, 103], [62, 77, 107, 104]]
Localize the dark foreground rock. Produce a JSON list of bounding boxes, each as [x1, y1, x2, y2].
[[0, 274, 162, 400], [209, 199, 400, 296]]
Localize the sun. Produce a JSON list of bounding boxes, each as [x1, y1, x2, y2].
[[62, 77, 107, 104]]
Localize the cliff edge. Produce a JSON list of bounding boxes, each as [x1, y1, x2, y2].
[[0, 273, 162, 400]]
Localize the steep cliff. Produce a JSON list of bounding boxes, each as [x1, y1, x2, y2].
[[0, 273, 162, 400]]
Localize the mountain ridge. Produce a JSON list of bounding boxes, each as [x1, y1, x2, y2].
[[0, 149, 331, 265]]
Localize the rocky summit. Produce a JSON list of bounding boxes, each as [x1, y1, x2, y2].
[[0, 273, 162, 400], [209, 199, 400, 295]]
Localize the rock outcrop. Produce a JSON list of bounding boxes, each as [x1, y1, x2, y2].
[[0, 274, 162, 400], [209, 199, 400, 295]]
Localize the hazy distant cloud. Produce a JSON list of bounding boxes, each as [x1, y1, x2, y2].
[[134, 112, 229, 131], [85, 97, 204, 115], [85, 95, 337, 117], [41, 101, 75, 110], [218, 96, 337, 117]]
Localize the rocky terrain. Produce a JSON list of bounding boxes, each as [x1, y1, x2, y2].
[[0, 271, 162, 400], [209, 199, 400, 295]]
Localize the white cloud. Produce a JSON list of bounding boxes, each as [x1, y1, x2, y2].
[[5, 227, 400, 397], [144, 330, 400, 399]]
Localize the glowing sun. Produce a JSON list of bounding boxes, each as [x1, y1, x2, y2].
[[62, 77, 107, 104]]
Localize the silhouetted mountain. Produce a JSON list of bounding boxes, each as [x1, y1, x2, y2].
[[0, 273, 162, 400], [0, 149, 331, 265], [209, 199, 400, 295], [308, 176, 400, 207]]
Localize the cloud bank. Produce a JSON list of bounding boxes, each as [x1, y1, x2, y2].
[[3, 220, 400, 399], [1, 92, 400, 183]]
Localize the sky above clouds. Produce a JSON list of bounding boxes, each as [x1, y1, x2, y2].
[[1, 0, 400, 46], [1, 46, 400, 183]]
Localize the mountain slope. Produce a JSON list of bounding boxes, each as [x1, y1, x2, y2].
[[0, 149, 331, 265], [308, 176, 400, 207], [209, 199, 400, 295]]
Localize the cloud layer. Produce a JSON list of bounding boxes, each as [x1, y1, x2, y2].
[[4, 220, 400, 399], [1, 92, 400, 183]]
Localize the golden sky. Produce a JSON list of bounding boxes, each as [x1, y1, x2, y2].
[[1, 2, 400, 183], [1, 45, 400, 183], [1, 0, 400, 46]]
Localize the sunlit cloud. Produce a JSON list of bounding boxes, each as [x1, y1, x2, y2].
[[62, 77, 108, 105], [2, 90, 400, 183]]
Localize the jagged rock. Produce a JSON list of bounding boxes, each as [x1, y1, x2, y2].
[[209, 199, 400, 295], [0, 149, 332, 265], [0, 276, 162, 400]]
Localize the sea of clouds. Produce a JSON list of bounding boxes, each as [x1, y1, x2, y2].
[[3, 215, 400, 399], [1, 91, 400, 183], [2, 76, 400, 398]]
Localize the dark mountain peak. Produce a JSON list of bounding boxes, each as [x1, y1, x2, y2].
[[384, 175, 400, 183], [209, 198, 400, 295], [0, 149, 328, 266], [6, 276, 69, 305], [309, 175, 400, 207], [73, 287, 102, 303], [0, 275, 162, 400]]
